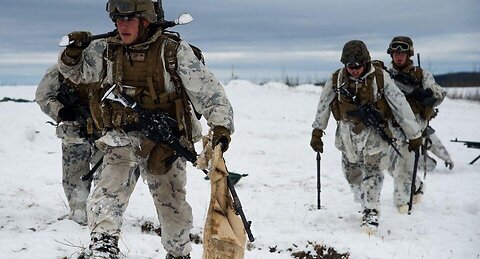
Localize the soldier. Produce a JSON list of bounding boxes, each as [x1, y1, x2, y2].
[[35, 65, 100, 226], [310, 40, 422, 233], [385, 36, 446, 214], [57, 0, 234, 258]]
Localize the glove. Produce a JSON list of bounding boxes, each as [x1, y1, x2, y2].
[[310, 128, 324, 153], [64, 31, 92, 59], [445, 160, 454, 170], [212, 126, 231, 152], [58, 106, 77, 122], [408, 137, 422, 152]]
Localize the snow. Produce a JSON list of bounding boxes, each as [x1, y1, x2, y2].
[[0, 82, 479, 259]]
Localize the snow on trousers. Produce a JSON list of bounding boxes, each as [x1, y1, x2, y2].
[[341, 152, 385, 211], [87, 144, 193, 257], [386, 128, 422, 206]]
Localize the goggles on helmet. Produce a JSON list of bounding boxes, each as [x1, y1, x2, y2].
[[389, 41, 410, 52], [106, 0, 151, 14], [346, 62, 363, 70]]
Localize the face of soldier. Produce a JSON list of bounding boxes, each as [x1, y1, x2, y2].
[[116, 17, 149, 44], [392, 52, 408, 67], [346, 65, 365, 78]]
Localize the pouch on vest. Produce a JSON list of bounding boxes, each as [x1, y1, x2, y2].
[[148, 143, 176, 175]]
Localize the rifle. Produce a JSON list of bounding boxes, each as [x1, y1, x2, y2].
[[335, 83, 401, 156], [379, 63, 438, 108], [450, 138, 480, 164], [103, 84, 255, 242]]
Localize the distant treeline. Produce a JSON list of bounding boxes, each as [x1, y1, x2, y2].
[[434, 72, 480, 87]]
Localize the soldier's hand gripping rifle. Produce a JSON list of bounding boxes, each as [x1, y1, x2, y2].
[[451, 138, 480, 164], [103, 84, 255, 242], [376, 62, 438, 108], [335, 83, 401, 156]]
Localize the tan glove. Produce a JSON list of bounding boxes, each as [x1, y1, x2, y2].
[[63, 31, 92, 60], [408, 137, 422, 152], [310, 128, 324, 153], [212, 126, 231, 152]]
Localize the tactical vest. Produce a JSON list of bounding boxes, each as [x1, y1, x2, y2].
[[93, 31, 203, 142], [397, 65, 433, 120], [330, 65, 393, 134]]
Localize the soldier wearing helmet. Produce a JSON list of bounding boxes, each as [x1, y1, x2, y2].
[[310, 40, 422, 234], [384, 36, 447, 214], [58, 1, 234, 258]]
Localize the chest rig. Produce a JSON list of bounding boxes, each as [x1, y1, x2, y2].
[[330, 66, 393, 134], [93, 32, 194, 142], [397, 64, 431, 119]]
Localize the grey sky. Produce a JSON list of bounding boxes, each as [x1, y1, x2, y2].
[[1, 0, 479, 84]]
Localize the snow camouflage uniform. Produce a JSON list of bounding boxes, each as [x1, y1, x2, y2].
[[311, 40, 421, 232], [57, 7, 234, 259], [384, 36, 446, 213], [35, 65, 100, 225], [418, 132, 454, 171]]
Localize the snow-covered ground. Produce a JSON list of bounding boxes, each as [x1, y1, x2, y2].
[[0, 81, 479, 259]]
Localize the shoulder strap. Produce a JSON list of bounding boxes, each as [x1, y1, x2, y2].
[[332, 69, 341, 89]]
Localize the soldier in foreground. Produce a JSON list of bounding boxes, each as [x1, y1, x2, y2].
[[310, 40, 422, 233], [35, 65, 100, 226], [384, 36, 446, 214], [57, 0, 234, 258]]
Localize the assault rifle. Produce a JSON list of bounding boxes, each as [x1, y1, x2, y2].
[[450, 138, 480, 164], [377, 62, 438, 108], [103, 84, 255, 242], [56, 80, 101, 142], [335, 83, 401, 156]]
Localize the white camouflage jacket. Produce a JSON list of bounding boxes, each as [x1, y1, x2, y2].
[[312, 64, 422, 162], [389, 62, 446, 131], [58, 29, 234, 148]]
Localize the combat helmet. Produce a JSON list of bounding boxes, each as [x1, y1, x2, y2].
[[387, 36, 414, 56], [340, 40, 371, 66], [106, 0, 157, 23]]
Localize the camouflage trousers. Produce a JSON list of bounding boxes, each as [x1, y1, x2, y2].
[[386, 139, 422, 206], [341, 152, 385, 212], [87, 144, 193, 257], [62, 140, 100, 224]]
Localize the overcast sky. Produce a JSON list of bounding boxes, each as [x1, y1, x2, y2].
[[1, 0, 479, 85]]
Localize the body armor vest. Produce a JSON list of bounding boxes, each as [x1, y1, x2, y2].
[[330, 66, 393, 133], [396, 64, 432, 120]]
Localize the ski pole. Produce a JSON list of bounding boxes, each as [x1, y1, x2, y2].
[[408, 150, 420, 215], [316, 152, 321, 209]]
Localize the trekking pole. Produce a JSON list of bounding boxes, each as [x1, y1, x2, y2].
[[316, 152, 321, 210], [408, 150, 420, 215]]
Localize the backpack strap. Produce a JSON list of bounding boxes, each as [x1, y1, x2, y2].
[[164, 37, 194, 142]]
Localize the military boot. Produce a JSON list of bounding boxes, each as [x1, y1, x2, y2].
[[361, 209, 379, 235], [86, 232, 120, 259], [165, 253, 191, 259]]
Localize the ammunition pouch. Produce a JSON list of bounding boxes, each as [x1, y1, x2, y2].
[[148, 143, 176, 175]]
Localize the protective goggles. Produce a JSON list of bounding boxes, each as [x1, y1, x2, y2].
[[389, 41, 410, 52], [346, 62, 363, 70], [106, 0, 150, 14]]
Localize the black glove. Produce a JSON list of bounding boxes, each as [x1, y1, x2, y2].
[[310, 128, 324, 153], [64, 31, 92, 59], [212, 126, 231, 152], [58, 107, 77, 122]]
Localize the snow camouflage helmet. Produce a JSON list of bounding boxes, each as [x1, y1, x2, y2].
[[387, 36, 414, 56], [106, 0, 157, 23], [340, 40, 371, 66]]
